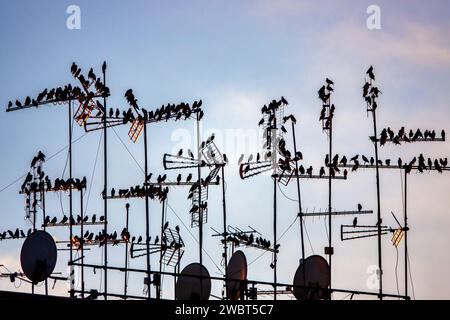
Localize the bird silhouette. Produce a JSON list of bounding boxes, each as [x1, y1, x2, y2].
[[306, 166, 313, 177], [319, 167, 326, 177], [366, 66, 375, 81], [353, 217, 358, 228], [237, 154, 245, 165], [352, 160, 360, 172], [186, 173, 192, 183], [362, 155, 369, 164], [358, 204, 362, 211], [318, 85, 329, 103]]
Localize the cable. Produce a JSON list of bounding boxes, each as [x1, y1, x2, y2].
[[0, 132, 89, 194], [303, 219, 315, 254], [394, 246, 400, 297], [248, 215, 299, 266], [323, 215, 329, 241], [277, 183, 298, 202], [84, 131, 103, 213], [277, 182, 314, 253], [166, 202, 223, 275], [109, 128, 225, 276], [112, 126, 144, 174], [407, 251, 416, 300], [62, 103, 76, 178]]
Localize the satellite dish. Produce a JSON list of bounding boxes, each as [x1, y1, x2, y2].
[[292, 255, 330, 300], [175, 263, 211, 300], [226, 250, 247, 300], [20, 230, 57, 284]]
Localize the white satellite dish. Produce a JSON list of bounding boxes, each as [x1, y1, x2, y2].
[[293, 255, 330, 300], [175, 263, 211, 300], [226, 250, 247, 300], [20, 230, 57, 284]]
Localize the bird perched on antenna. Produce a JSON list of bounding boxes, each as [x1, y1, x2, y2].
[[366, 66, 375, 81], [318, 86, 330, 103]]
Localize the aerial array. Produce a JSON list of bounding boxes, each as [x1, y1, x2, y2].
[[0, 62, 448, 301]]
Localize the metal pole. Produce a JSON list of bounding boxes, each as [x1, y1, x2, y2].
[[143, 122, 151, 299], [80, 190, 85, 298], [221, 165, 228, 299], [196, 115, 203, 266], [32, 187, 35, 295], [42, 189, 48, 295], [404, 170, 408, 297], [273, 176, 277, 300], [328, 109, 333, 296], [69, 99, 74, 298], [124, 203, 130, 299], [158, 199, 166, 299], [371, 109, 383, 299], [195, 114, 203, 300], [291, 122, 306, 284], [102, 62, 108, 300]]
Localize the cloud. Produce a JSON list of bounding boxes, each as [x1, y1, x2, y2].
[[318, 21, 450, 69], [252, 0, 330, 18]]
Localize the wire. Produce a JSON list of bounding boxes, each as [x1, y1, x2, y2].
[[0, 132, 89, 194], [277, 183, 298, 202], [407, 251, 416, 300], [248, 215, 299, 266], [62, 103, 76, 178], [303, 219, 315, 254], [394, 246, 400, 297], [277, 183, 314, 254], [166, 202, 223, 275], [323, 215, 329, 242], [84, 131, 103, 213], [112, 126, 144, 174], [110, 128, 224, 276]]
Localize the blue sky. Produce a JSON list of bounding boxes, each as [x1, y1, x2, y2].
[[1, 0, 450, 299]]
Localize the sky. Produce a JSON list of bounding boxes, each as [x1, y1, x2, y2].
[[0, 0, 450, 300]]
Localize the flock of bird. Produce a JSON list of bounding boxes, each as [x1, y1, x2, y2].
[[0, 228, 32, 240], [378, 127, 445, 145], [70, 62, 110, 97], [71, 222, 182, 250], [363, 66, 381, 109], [43, 214, 104, 227], [223, 232, 278, 252], [107, 183, 169, 202], [21, 175, 87, 194], [335, 154, 448, 174], [121, 88, 204, 124], [6, 63, 109, 111], [258, 96, 290, 129], [318, 78, 335, 129]]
